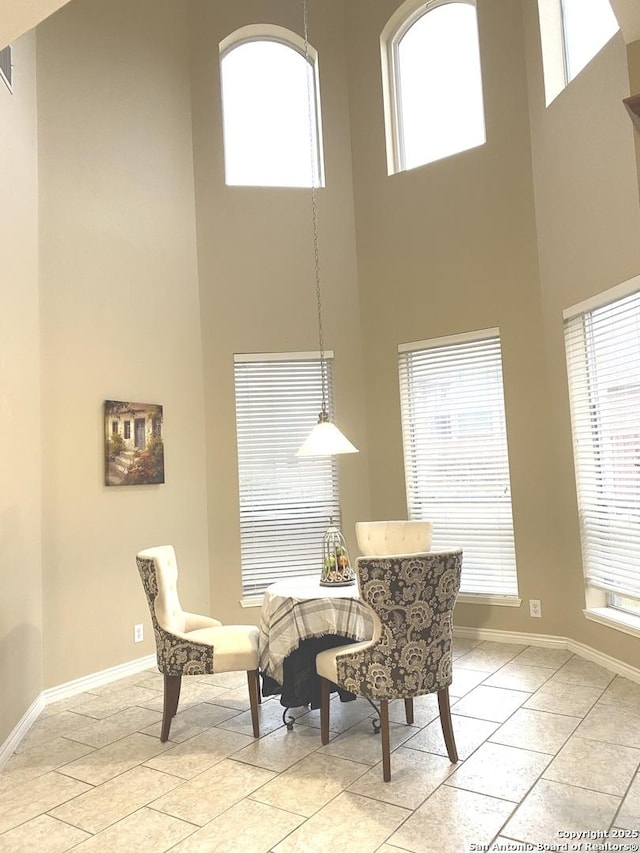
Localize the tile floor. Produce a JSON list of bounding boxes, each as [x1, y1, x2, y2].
[[1, 639, 640, 852]]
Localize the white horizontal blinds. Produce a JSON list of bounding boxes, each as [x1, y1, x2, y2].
[[234, 354, 340, 597], [398, 332, 518, 595], [564, 290, 640, 598]]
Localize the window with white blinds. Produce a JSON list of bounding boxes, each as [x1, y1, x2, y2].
[[234, 352, 341, 599], [398, 329, 518, 597], [564, 285, 640, 613]]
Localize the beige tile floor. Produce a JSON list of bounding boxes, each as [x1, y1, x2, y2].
[[1, 639, 640, 852]]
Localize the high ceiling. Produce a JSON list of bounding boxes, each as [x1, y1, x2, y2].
[[1, 0, 70, 48], [1, 0, 639, 67]]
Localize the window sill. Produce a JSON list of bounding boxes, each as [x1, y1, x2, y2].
[[456, 594, 521, 607], [240, 597, 263, 608], [584, 607, 640, 640]]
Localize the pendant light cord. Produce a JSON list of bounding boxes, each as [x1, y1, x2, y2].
[[302, 0, 328, 419]]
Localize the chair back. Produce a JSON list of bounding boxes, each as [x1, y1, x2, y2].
[[356, 520, 432, 556], [335, 549, 462, 700], [137, 545, 213, 675], [136, 545, 187, 633]]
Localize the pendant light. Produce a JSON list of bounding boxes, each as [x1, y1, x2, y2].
[[296, 0, 358, 459]]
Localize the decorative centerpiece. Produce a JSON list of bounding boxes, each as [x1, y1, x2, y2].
[[320, 518, 355, 586]]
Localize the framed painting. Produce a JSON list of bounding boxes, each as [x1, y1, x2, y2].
[[104, 400, 164, 486]]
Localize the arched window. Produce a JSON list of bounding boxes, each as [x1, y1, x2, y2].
[[381, 0, 486, 174], [219, 25, 324, 188]]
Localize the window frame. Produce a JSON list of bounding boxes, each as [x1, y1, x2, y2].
[[380, 0, 485, 175], [398, 327, 520, 605], [219, 24, 325, 188], [563, 275, 640, 639], [538, 0, 619, 106], [234, 350, 342, 604], [0, 45, 12, 93]]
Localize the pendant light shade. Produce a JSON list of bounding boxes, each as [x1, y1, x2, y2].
[[296, 0, 358, 459], [296, 411, 358, 458]]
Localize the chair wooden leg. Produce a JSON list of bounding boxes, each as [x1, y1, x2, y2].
[[380, 699, 391, 782], [172, 676, 182, 717], [437, 687, 458, 763], [404, 697, 414, 725], [247, 669, 260, 738], [161, 674, 181, 742], [319, 676, 330, 745]]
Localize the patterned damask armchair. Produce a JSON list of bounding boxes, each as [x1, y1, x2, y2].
[[316, 548, 462, 781], [136, 545, 260, 741]]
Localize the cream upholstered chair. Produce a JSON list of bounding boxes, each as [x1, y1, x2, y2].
[[356, 520, 432, 556], [316, 546, 462, 781], [136, 545, 260, 742]]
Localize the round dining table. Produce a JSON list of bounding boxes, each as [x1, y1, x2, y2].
[[258, 575, 374, 712]]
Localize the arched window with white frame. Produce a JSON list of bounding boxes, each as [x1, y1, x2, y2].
[[381, 0, 486, 175], [219, 25, 325, 188]]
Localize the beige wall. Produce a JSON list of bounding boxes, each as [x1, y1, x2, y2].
[[36, 0, 210, 686], [627, 39, 640, 199], [345, 0, 565, 634], [610, 0, 640, 44], [628, 39, 640, 90], [343, 0, 640, 665], [0, 31, 43, 744], [523, 6, 640, 664], [189, 0, 371, 624], [2, 0, 640, 740]]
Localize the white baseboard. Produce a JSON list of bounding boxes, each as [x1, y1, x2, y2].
[[0, 654, 156, 771], [43, 654, 157, 705], [566, 637, 640, 684], [454, 626, 640, 684], [0, 693, 45, 772], [454, 626, 568, 648], [3, 630, 640, 769]]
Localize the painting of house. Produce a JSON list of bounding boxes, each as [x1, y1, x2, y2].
[[104, 400, 164, 486]]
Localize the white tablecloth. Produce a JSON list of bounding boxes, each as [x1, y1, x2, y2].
[[259, 575, 374, 685]]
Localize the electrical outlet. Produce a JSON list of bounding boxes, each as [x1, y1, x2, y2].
[[134, 623, 144, 643], [529, 599, 542, 618]]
